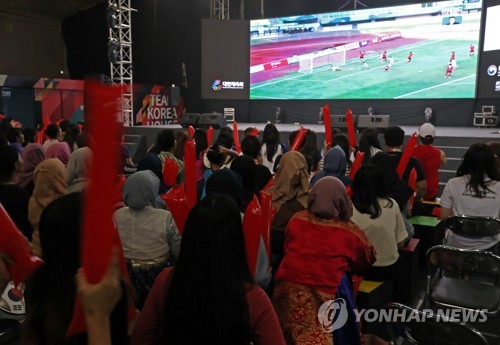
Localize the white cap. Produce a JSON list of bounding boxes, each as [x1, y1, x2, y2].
[[419, 123, 436, 138]]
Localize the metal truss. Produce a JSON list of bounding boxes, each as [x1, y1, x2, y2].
[[108, 0, 134, 126], [210, 0, 230, 19]]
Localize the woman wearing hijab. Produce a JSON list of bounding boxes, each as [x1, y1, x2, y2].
[[311, 146, 352, 187], [45, 141, 71, 166], [17, 143, 45, 195], [28, 158, 68, 257], [114, 170, 181, 309], [270, 151, 310, 273], [66, 147, 92, 193], [273, 177, 376, 345]]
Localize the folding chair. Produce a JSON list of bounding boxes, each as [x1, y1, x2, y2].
[[426, 245, 500, 316], [445, 215, 500, 238], [384, 302, 488, 345]]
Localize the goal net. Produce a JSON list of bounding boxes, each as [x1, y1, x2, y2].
[[298, 49, 346, 74]]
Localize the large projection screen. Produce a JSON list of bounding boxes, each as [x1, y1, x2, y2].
[[249, 1, 483, 100], [201, 19, 250, 100]]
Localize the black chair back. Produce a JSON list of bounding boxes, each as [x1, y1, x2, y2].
[[445, 215, 500, 237]]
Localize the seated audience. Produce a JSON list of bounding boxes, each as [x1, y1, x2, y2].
[[412, 123, 447, 200], [299, 130, 321, 172], [231, 155, 257, 211], [131, 194, 286, 345], [261, 123, 287, 173], [63, 123, 82, 152], [311, 146, 352, 187], [23, 193, 129, 345], [46, 141, 71, 166], [271, 151, 310, 273], [23, 127, 37, 146], [28, 158, 68, 257], [351, 164, 407, 282], [0, 145, 33, 239], [18, 143, 45, 196], [114, 170, 181, 308], [488, 141, 500, 175], [42, 124, 62, 152], [358, 127, 382, 163], [241, 134, 263, 164], [205, 168, 244, 210], [440, 143, 500, 250], [136, 153, 168, 194], [384, 126, 427, 199], [155, 129, 184, 185], [67, 147, 92, 193], [273, 177, 375, 345], [7, 127, 24, 155]]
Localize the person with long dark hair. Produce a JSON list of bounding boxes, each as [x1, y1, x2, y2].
[[261, 123, 286, 173], [351, 164, 407, 282], [357, 128, 382, 163], [130, 194, 285, 345], [22, 193, 129, 345], [441, 143, 500, 250]]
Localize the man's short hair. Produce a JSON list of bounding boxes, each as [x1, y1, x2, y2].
[[241, 135, 261, 159], [384, 126, 405, 148], [45, 124, 60, 139], [156, 129, 176, 152]]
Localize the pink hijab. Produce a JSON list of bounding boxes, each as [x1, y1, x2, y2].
[[18, 143, 45, 188], [45, 141, 71, 166], [307, 176, 352, 220]]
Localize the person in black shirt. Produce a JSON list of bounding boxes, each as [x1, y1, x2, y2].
[[0, 145, 33, 240]]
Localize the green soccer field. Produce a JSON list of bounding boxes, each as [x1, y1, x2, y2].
[[250, 38, 480, 100]]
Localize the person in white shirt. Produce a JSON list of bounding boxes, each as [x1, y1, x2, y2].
[[440, 143, 500, 251]]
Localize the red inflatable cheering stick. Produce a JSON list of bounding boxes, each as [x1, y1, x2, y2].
[[323, 104, 332, 149]]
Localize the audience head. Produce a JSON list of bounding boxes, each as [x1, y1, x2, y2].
[[58, 120, 70, 134], [219, 126, 233, 139], [243, 127, 258, 137], [206, 169, 244, 210], [216, 132, 233, 149], [241, 135, 262, 162], [206, 144, 225, 167], [18, 144, 45, 188], [369, 152, 400, 187], [262, 123, 280, 163], [308, 176, 351, 220], [67, 147, 92, 194], [136, 153, 167, 194], [156, 129, 176, 152], [333, 134, 351, 163], [384, 126, 405, 148], [272, 151, 310, 210], [352, 163, 391, 219], [230, 155, 257, 204], [23, 127, 37, 145], [358, 128, 382, 156], [323, 146, 347, 176], [457, 143, 499, 196], [75, 131, 91, 149], [418, 123, 436, 145], [45, 123, 61, 140], [253, 164, 272, 193], [123, 170, 160, 210], [6, 127, 24, 144], [45, 141, 71, 166], [31, 158, 67, 207], [163, 193, 252, 344], [173, 130, 189, 160], [63, 123, 81, 152], [193, 129, 208, 158], [0, 145, 22, 183]]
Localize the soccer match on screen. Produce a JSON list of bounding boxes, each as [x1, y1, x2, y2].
[[249, 0, 482, 100]]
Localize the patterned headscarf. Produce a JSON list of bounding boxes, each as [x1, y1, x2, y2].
[[272, 151, 310, 212]]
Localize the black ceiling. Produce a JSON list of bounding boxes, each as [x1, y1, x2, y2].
[[0, 0, 101, 19]]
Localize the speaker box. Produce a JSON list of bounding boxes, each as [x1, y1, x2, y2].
[[357, 115, 390, 131], [178, 113, 200, 128], [198, 113, 227, 129], [331, 115, 357, 129]]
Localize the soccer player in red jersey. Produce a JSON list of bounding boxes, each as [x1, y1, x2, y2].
[[407, 51, 413, 63], [359, 50, 365, 62], [444, 63, 453, 78], [469, 44, 475, 56], [381, 51, 387, 63]]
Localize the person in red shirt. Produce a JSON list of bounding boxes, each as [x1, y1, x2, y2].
[[359, 50, 365, 62], [450, 51, 456, 61], [407, 51, 413, 62], [131, 194, 286, 345], [469, 44, 475, 56], [445, 63, 453, 78], [412, 123, 447, 200]]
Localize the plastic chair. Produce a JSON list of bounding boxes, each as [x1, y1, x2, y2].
[[385, 303, 489, 345], [426, 245, 500, 315]]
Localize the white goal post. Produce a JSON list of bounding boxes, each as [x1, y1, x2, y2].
[[298, 48, 346, 74]]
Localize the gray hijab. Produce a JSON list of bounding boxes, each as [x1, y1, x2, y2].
[[67, 147, 92, 193], [123, 170, 160, 210]]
